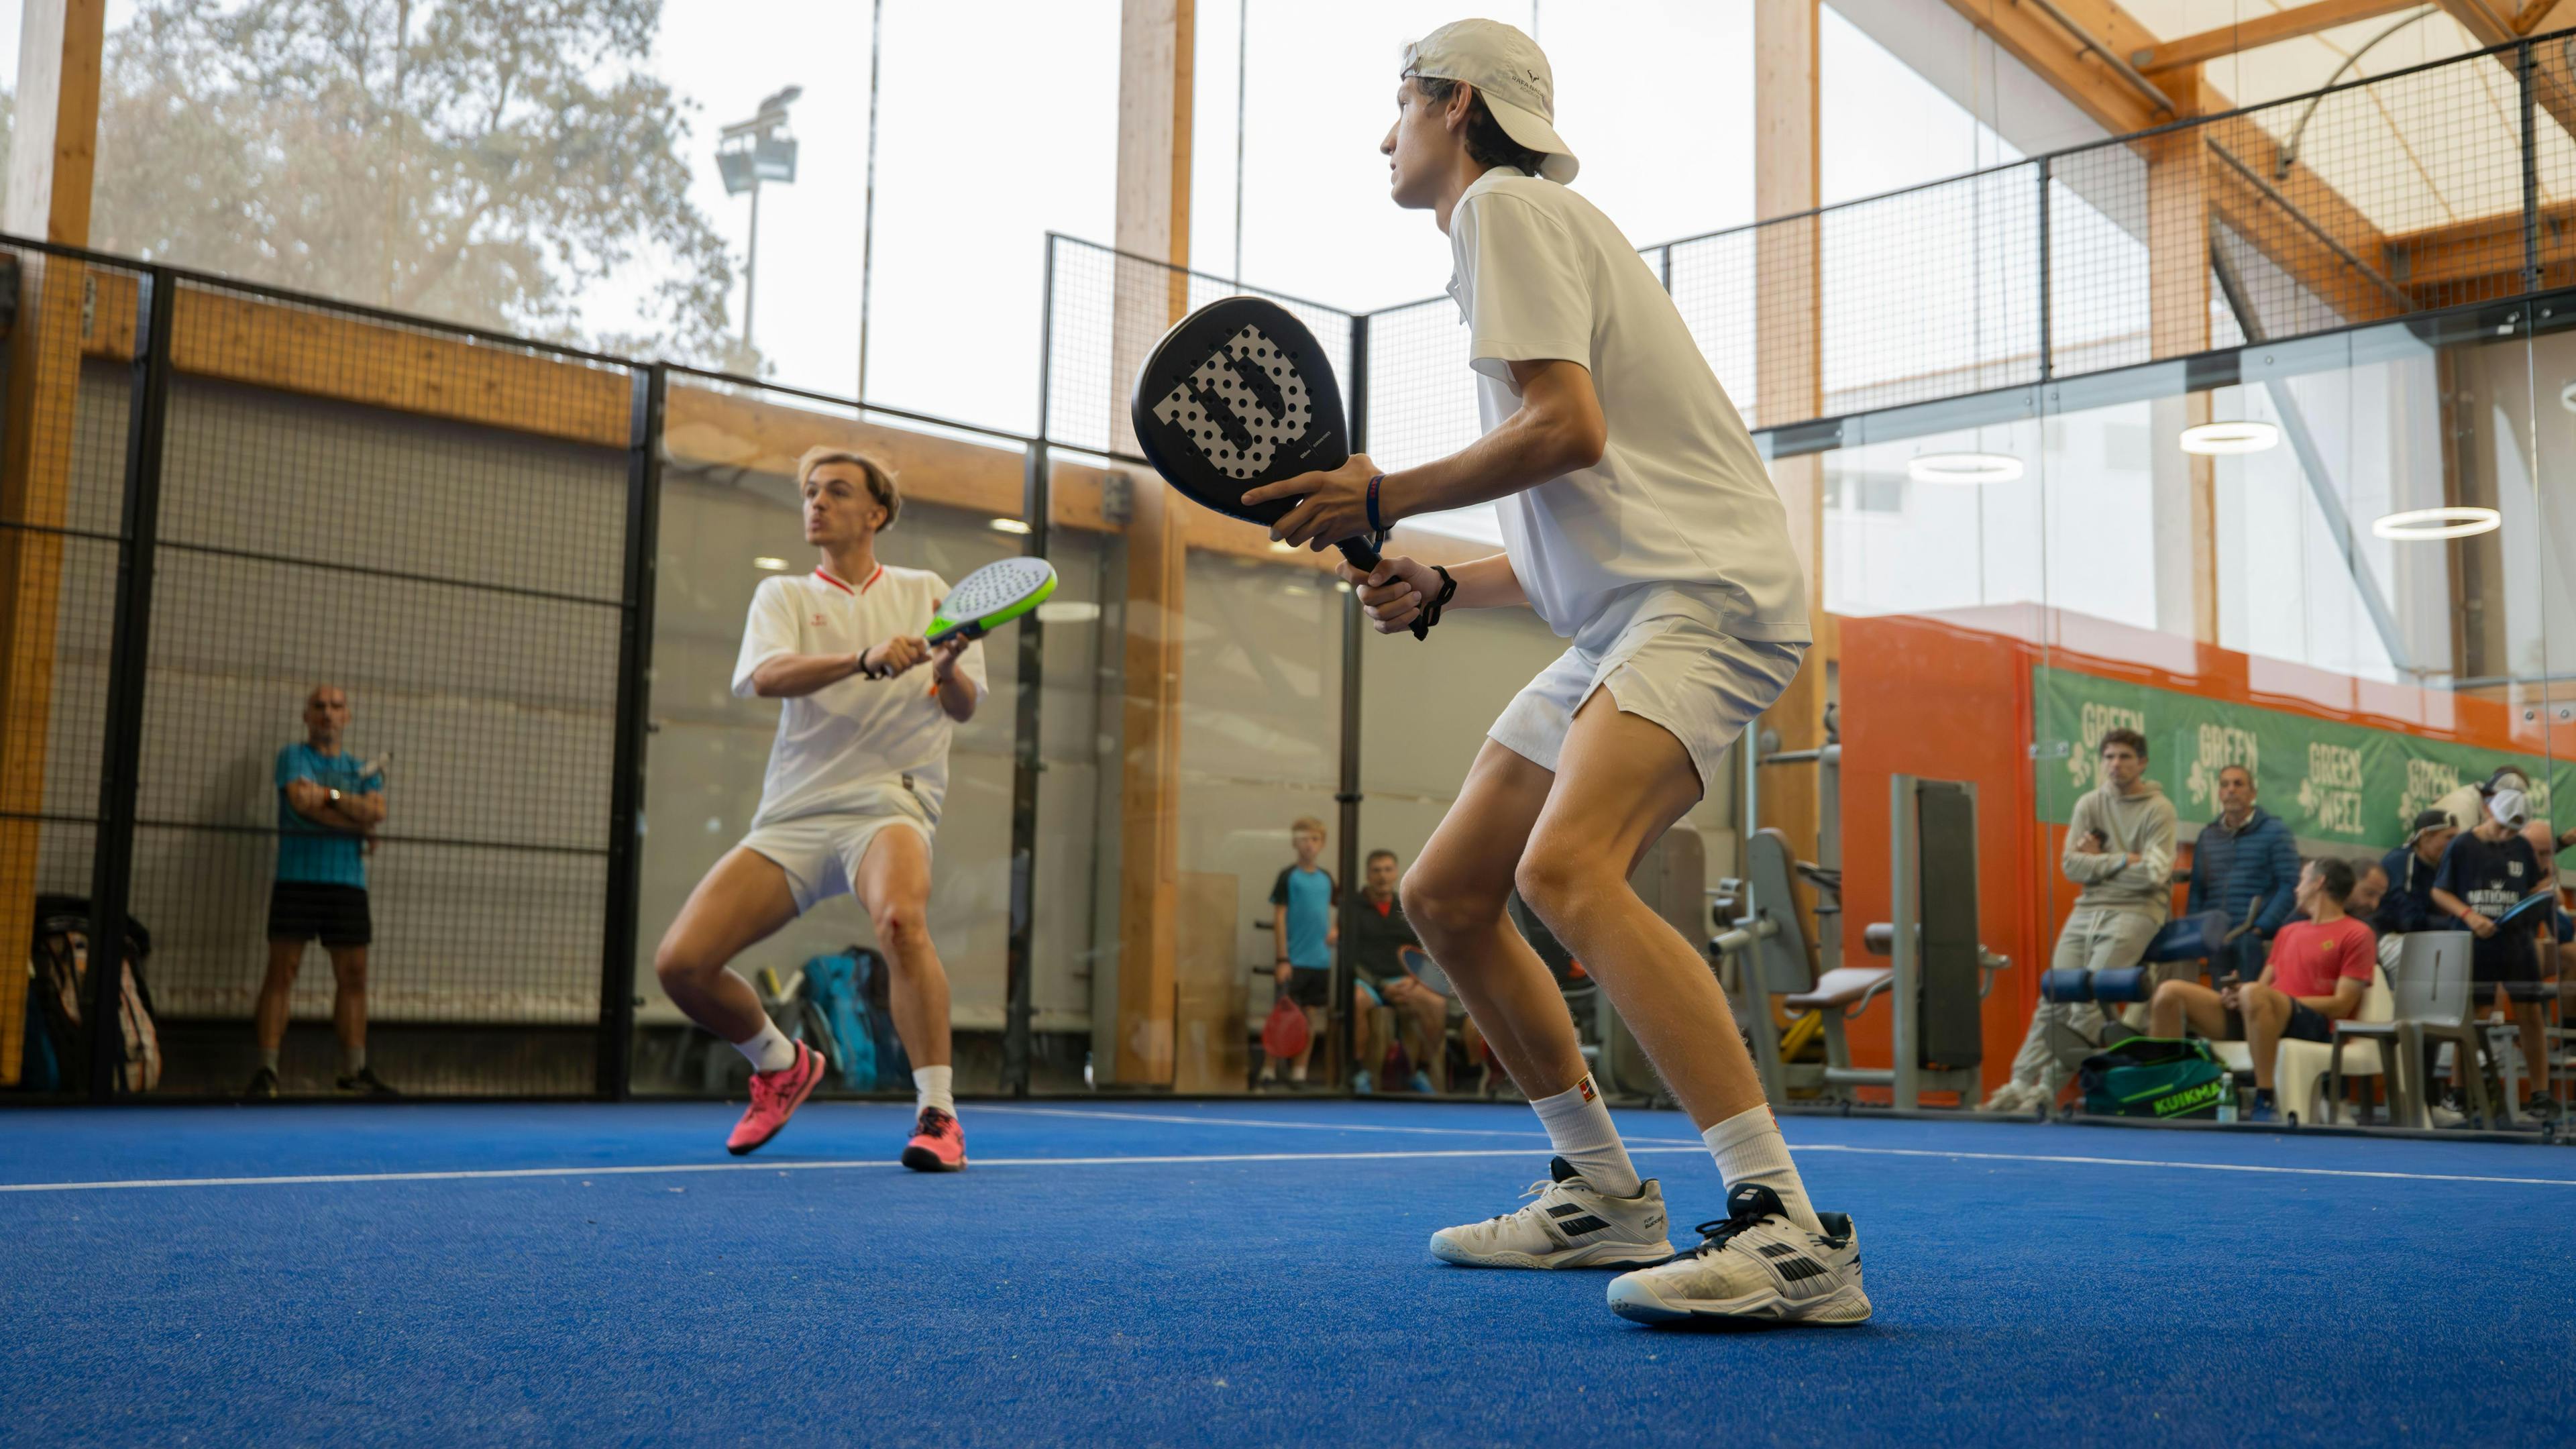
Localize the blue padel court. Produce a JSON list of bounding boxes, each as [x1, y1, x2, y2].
[[5, 1101, 2571, 1446]]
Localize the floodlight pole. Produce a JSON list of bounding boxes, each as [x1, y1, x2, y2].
[[744, 178, 762, 350]]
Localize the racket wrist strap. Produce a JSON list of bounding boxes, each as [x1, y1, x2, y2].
[[855, 647, 892, 681], [1411, 565, 1458, 641], [1366, 473, 1388, 535]]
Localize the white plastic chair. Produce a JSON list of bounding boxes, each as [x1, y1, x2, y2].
[[2277, 963, 2395, 1126]]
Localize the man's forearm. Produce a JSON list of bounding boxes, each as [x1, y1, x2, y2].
[[936, 672, 978, 722], [751, 651, 865, 698], [1441, 554, 1527, 610], [1377, 398, 1601, 523]]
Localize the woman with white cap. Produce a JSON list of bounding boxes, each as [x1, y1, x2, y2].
[[1246, 18, 1859, 1327]]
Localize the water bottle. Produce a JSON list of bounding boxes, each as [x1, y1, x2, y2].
[[2216, 1081, 2237, 1124]]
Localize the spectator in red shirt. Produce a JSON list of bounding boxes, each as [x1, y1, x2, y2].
[[2147, 857, 2373, 1123]]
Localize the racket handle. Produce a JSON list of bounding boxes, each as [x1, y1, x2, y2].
[[924, 621, 983, 647], [1332, 536, 1435, 643]]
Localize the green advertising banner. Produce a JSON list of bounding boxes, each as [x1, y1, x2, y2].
[[2031, 665, 2574, 849]]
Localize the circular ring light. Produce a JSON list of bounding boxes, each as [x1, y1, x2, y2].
[[1906, 451, 2024, 485], [2371, 506, 2501, 541], [2178, 421, 2279, 455], [2560, 379, 2576, 414]]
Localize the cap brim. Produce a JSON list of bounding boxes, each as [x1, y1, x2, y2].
[[1481, 93, 1578, 182]]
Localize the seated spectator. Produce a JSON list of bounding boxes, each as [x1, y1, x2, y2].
[[2429, 789, 2554, 1113], [2346, 862, 2388, 923], [2374, 810, 2459, 948], [1346, 849, 1440, 1093], [2147, 857, 2373, 1124], [1984, 729, 2176, 1113], [247, 685, 396, 1099], [2184, 764, 2300, 983], [1261, 816, 1337, 1090]]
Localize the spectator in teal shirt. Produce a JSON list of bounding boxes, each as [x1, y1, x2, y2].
[[1262, 816, 1338, 1089], [246, 685, 394, 1100]]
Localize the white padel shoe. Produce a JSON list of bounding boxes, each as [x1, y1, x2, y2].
[[1606, 1183, 1872, 1327], [1428, 1157, 1673, 1269]]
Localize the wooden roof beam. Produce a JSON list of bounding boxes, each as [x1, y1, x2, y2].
[[2438, 0, 2576, 142], [1942, 0, 2173, 136], [2129, 0, 2427, 73]]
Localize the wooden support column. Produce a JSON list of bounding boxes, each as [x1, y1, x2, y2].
[[0, 0, 106, 1086], [1110, 0, 1192, 1086], [2146, 68, 2219, 646], [1753, 0, 1829, 886]]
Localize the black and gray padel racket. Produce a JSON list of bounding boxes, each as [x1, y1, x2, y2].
[[1130, 297, 1385, 579], [926, 555, 1057, 645]]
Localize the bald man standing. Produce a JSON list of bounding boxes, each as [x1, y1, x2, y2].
[[245, 685, 395, 1099]]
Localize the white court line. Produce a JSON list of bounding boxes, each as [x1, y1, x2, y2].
[[975, 1102, 1703, 1145], [5, 1141, 2573, 1195], [0, 1146, 1715, 1194]]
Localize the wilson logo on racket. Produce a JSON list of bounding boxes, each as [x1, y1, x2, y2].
[[1149, 325, 1310, 480]]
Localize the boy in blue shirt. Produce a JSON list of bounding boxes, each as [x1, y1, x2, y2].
[[246, 685, 393, 1099], [1263, 816, 1338, 1088]]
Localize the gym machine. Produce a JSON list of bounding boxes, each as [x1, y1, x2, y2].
[[1712, 761, 2010, 1109]]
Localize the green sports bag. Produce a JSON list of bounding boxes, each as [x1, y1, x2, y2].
[[2078, 1036, 2229, 1119]]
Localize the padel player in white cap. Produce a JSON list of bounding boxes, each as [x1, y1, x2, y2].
[[1244, 18, 1866, 1327], [653, 446, 985, 1172]]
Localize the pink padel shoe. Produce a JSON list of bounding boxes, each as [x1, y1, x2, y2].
[[900, 1106, 968, 1172], [727, 1041, 824, 1156]]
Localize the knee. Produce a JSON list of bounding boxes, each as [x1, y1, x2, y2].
[[652, 939, 710, 995], [1511, 842, 1605, 928], [869, 897, 932, 956], [1401, 869, 1501, 943], [331, 957, 368, 991]]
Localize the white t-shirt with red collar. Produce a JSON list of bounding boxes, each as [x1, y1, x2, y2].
[[730, 562, 989, 830]]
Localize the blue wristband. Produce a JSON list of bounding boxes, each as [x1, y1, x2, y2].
[[1366, 474, 1386, 535]]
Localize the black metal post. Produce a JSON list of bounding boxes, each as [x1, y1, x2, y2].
[[2521, 40, 2543, 295], [1000, 237, 1058, 1096], [2035, 158, 2054, 382], [85, 268, 174, 1101], [596, 364, 665, 1099], [1330, 313, 1370, 1092]]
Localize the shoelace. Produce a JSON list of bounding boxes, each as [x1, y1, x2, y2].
[[914, 1107, 957, 1137], [748, 1052, 804, 1106], [1485, 1178, 1560, 1223], [1668, 1202, 1778, 1264]]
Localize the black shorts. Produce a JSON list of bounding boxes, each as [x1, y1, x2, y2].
[[1285, 967, 1330, 1008], [2282, 1000, 2334, 1044], [2471, 941, 2540, 988], [268, 881, 372, 947]]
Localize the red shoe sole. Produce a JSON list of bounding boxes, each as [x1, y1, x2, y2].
[[900, 1142, 968, 1173], [726, 1049, 824, 1157]]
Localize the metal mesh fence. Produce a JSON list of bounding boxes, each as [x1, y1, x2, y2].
[[1043, 236, 1356, 461]]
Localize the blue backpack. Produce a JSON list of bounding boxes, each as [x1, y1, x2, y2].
[[802, 947, 912, 1092]]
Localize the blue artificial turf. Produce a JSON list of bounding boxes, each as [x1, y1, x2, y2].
[[2, 1099, 2570, 1446]]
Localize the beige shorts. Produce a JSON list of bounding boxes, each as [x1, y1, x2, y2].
[[739, 790, 934, 914], [1488, 613, 1806, 798]]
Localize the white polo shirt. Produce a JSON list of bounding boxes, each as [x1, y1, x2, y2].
[[1446, 166, 1809, 650], [730, 563, 989, 830]]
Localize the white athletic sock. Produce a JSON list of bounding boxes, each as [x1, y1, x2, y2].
[[341, 1045, 366, 1077], [1530, 1074, 1642, 1197], [731, 1018, 797, 1074], [260, 1047, 280, 1074], [914, 1064, 955, 1116], [1702, 1104, 1823, 1233]]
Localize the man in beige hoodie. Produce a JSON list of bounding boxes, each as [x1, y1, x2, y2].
[[1983, 728, 2178, 1112]]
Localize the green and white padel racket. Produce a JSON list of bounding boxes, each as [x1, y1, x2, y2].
[[926, 556, 1058, 645]]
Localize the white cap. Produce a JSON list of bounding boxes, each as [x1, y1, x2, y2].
[[1402, 19, 1578, 183], [2490, 787, 2530, 827]]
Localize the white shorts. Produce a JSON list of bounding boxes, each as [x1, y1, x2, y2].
[[1489, 613, 1805, 798], [739, 789, 934, 914]]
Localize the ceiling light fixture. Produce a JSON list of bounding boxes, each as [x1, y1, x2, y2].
[[2179, 421, 2279, 455], [2559, 379, 2576, 413], [752, 556, 789, 572], [1906, 451, 2024, 485], [2371, 506, 2500, 541], [988, 517, 1032, 535]]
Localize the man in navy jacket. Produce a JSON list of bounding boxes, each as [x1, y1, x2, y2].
[[2186, 765, 2302, 980]]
